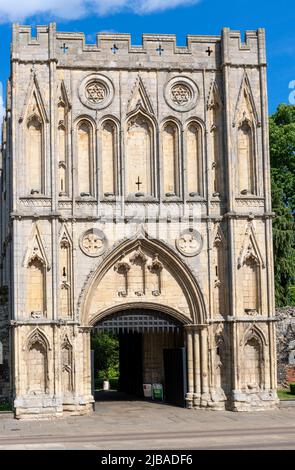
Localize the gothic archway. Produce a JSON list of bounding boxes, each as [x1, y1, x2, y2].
[[79, 235, 207, 327], [91, 307, 187, 406], [78, 235, 208, 409]]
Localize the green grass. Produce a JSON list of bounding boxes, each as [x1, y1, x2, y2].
[[277, 389, 295, 400], [0, 402, 12, 412]]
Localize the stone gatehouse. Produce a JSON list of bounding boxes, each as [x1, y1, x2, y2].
[[0, 24, 278, 418]]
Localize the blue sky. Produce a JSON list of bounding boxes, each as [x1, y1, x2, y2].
[[0, 0, 294, 122]]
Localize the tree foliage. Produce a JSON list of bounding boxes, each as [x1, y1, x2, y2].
[[91, 332, 119, 379], [269, 104, 295, 306]]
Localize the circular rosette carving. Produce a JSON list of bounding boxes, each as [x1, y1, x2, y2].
[[175, 229, 203, 257], [78, 74, 114, 110], [85, 81, 107, 104], [171, 84, 192, 105], [79, 229, 107, 257], [164, 76, 198, 112]]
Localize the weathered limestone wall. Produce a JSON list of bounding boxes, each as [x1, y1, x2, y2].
[[0, 305, 10, 402], [142, 331, 183, 384], [276, 307, 295, 387], [13, 323, 93, 419], [0, 23, 278, 417]]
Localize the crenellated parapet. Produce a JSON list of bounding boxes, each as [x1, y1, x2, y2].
[[11, 24, 265, 69]]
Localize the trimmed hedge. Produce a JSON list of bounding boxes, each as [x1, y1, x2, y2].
[[95, 377, 119, 390], [0, 401, 12, 411]]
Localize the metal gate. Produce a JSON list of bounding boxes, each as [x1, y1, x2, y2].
[[93, 309, 183, 333]]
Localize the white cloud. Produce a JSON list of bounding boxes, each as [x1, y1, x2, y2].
[[0, 0, 86, 22], [0, 0, 201, 22], [129, 0, 200, 14], [91, 0, 132, 16]]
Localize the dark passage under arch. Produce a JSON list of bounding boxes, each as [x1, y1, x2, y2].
[[92, 309, 187, 406]]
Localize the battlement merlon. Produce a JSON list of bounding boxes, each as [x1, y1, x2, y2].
[[11, 23, 267, 68]]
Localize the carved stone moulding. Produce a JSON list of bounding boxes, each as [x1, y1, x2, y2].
[[19, 198, 51, 208], [76, 200, 97, 207], [79, 228, 107, 257], [58, 201, 72, 209], [78, 73, 114, 110], [175, 228, 203, 257], [235, 198, 265, 208], [164, 76, 199, 112]]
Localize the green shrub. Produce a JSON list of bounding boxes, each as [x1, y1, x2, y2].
[[95, 378, 104, 389], [94, 376, 118, 390], [0, 286, 8, 305], [290, 382, 295, 395], [109, 377, 118, 390], [0, 400, 12, 411], [289, 286, 295, 305]]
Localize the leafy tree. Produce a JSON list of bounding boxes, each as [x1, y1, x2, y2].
[[91, 332, 119, 379], [269, 104, 295, 306], [271, 174, 295, 306]]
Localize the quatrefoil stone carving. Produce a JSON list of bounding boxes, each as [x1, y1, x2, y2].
[[79, 229, 107, 257]]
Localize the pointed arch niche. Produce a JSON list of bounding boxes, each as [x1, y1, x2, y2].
[[59, 229, 73, 318], [243, 338, 262, 390], [207, 83, 223, 196], [242, 330, 265, 392], [212, 227, 227, 317], [237, 119, 255, 195], [27, 257, 46, 316], [76, 119, 95, 197], [24, 225, 49, 318], [26, 330, 49, 395], [162, 121, 180, 197], [125, 112, 154, 196], [22, 76, 48, 196], [185, 121, 203, 197], [26, 113, 44, 194], [61, 336, 73, 394], [214, 329, 230, 396], [234, 75, 259, 196], [57, 91, 70, 197], [242, 252, 260, 314], [100, 119, 118, 197], [238, 226, 264, 316], [58, 121, 66, 195]]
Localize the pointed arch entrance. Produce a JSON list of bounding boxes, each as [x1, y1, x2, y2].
[[79, 235, 209, 409], [92, 307, 186, 405]]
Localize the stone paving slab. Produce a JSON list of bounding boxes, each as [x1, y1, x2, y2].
[[0, 400, 295, 449], [279, 400, 295, 407]]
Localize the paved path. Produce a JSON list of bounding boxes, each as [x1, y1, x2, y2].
[[0, 400, 295, 449]]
